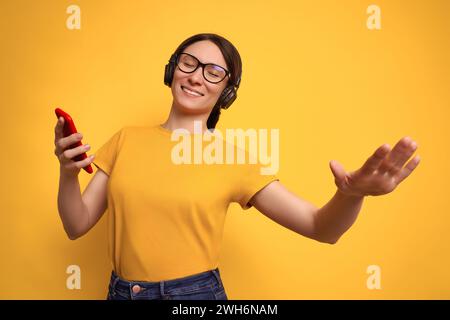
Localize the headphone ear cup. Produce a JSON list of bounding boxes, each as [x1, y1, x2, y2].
[[164, 63, 174, 87], [219, 87, 237, 109], [164, 54, 177, 87]]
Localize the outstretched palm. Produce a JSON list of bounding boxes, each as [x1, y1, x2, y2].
[[329, 137, 421, 197]]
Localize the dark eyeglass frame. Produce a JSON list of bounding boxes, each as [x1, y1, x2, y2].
[[176, 52, 230, 84]]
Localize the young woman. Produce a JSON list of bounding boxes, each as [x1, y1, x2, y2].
[[54, 33, 420, 300]]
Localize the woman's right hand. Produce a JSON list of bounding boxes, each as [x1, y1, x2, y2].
[[54, 116, 95, 177]]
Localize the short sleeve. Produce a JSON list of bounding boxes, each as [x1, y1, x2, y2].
[[92, 127, 125, 176], [232, 162, 279, 210]]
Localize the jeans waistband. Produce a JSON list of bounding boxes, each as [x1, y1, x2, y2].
[[109, 268, 224, 293]]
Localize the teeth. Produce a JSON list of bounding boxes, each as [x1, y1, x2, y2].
[[182, 86, 202, 97]]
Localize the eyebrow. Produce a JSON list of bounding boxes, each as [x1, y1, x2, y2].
[[183, 52, 227, 70]]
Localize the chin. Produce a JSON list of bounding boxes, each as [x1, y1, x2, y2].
[[172, 89, 208, 113], [174, 97, 211, 115]]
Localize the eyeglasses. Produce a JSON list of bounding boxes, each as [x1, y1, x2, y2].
[[176, 52, 230, 84]]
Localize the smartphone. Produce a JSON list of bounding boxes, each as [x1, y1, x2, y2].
[[54, 108, 93, 174]]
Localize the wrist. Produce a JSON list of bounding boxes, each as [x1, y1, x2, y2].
[[60, 167, 78, 180], [336, 188, 365, 201]]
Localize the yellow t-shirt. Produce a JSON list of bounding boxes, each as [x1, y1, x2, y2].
[[92, 124, 279, 281]]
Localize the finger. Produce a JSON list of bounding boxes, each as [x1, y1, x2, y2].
[[55, 117, 64, 141], [74, 154, 95, 169], [329, 160, 347, 188], [56, 132, 83, 155], [387, 138, 418, 176], [378, 137, 412, 175], [396, 155, 421, 184], [360, 143, 391, 175], [62, 132, 83, 149], [61, 143, 90, 162]]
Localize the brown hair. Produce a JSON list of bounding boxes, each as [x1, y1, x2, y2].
[[171, 33, 242, 129]]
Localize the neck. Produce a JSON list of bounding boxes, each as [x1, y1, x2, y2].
[[161, 104, 211, 134]]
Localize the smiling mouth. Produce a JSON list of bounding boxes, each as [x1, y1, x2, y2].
[[181, 85, 204, 97]]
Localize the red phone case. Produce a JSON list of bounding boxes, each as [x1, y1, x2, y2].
[[55, 108, 93, 174]]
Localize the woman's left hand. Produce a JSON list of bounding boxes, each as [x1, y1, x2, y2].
[[329, 137, 421, 197]]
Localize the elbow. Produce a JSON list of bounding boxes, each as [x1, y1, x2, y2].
[[67, 232, 79, 241], [313, 233, 340, 245], [66, 229, 84, 241], [317, 237, 338, 245], [316, 239, 337, 244], [325, 238, 338, 245], [324, 234, 341, 245]]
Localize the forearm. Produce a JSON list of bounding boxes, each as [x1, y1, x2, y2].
[[57, 169, 90, 240], [314, 189, 365, 243]]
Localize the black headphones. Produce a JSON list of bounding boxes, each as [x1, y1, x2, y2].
[[164, 53, 241, 110]]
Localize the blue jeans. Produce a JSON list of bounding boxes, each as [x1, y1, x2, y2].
[[106, 268, 228, 300]]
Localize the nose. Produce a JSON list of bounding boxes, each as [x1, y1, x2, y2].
[[187, 65, 204, 85]]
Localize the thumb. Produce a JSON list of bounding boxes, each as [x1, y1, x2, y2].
[[329, 160, 347, 185]]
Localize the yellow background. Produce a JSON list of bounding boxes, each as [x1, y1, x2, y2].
[[1, 0, 449, 299]]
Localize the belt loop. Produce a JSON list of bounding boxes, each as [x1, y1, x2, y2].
[[212, 268, 223, 288], [110, 271, 120, 296], [113, 272, 120, 290], [160, 281, 165, 298]]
